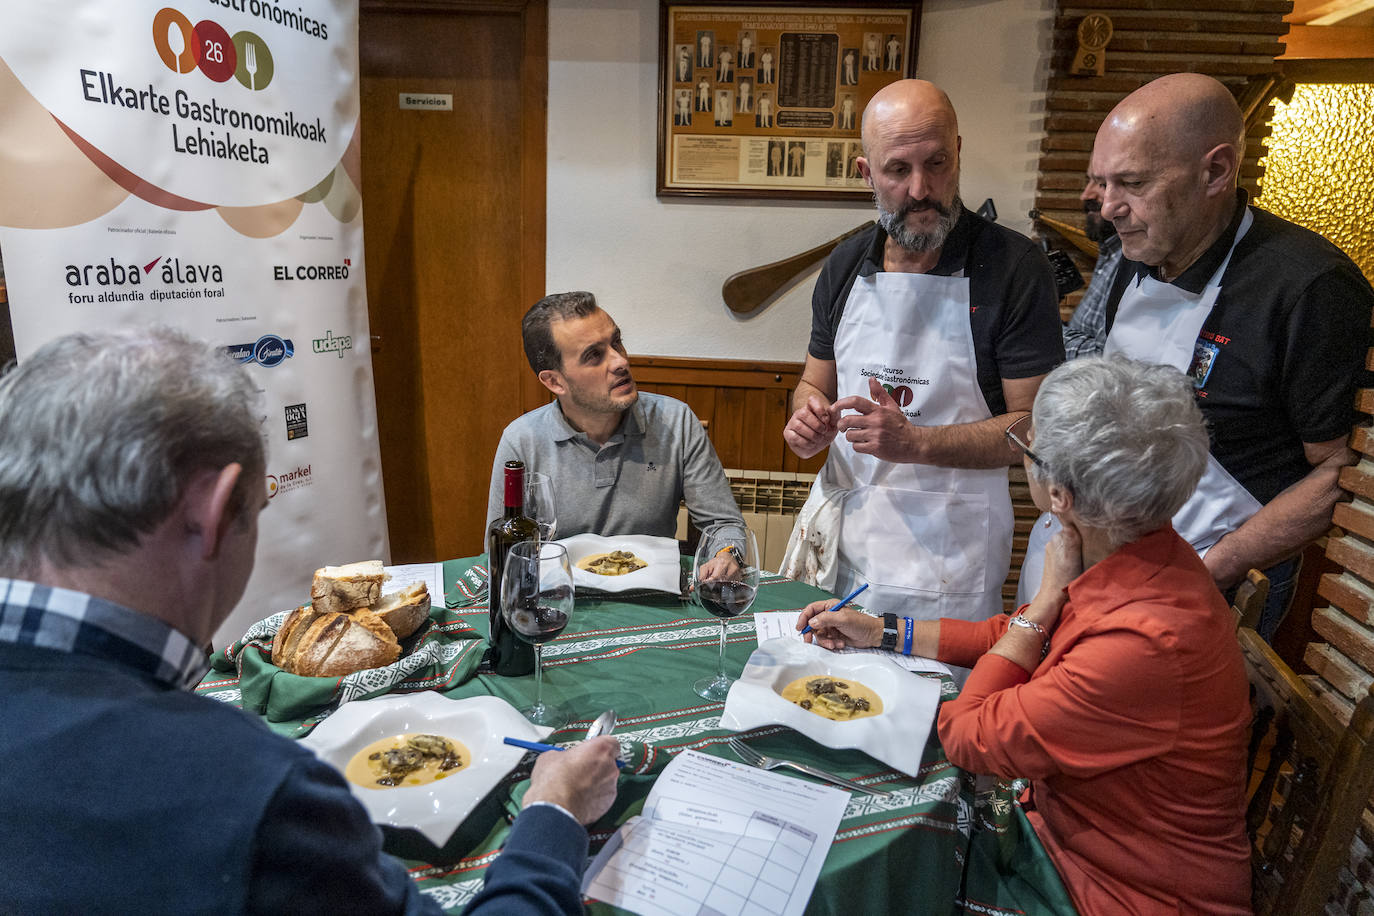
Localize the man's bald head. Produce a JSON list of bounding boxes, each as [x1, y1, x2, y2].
[[856, 80, 963, 254], [1088, 73, 1245, 277], [1101, 73, 1244, 167], [861, 79, 958, 156]]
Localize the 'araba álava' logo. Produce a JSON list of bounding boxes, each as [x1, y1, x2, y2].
[[62, 255, 227, 304], [65, 255, 223, 286]]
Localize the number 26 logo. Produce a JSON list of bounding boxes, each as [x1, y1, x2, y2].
[[152, 7, 274, 92]]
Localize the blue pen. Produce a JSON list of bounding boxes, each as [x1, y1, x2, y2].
[[503, 736, 627, 768], [799, 583, 869, 634]]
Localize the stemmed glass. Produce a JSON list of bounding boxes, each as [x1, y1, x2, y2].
[[691, 522, 760, 701], [524, 471, 557, 541], [501, 540, 575, 728]]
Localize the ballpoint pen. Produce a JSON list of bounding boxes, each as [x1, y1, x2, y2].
[[503, 737, 627, 768], [799, 582, 869, 634]]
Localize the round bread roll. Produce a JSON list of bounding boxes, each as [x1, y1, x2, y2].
[[271, 605, 401, 677]]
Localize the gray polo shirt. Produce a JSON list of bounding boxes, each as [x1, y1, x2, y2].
[[485, 393, 743, 540]]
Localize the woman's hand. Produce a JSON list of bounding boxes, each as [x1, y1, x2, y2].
[[796, 600, 882, 650], [1027, 519, 1083, 630]]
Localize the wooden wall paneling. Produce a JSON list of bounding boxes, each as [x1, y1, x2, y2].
[[740, 389, 768, 470], [766, 385, 791, 471], [714, 386, 747, 468], [630, 356, 824, 475], [681, 386, 718, 435]]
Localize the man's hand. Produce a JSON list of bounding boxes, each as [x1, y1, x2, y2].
[[833, 377, 918, 462], [1201, 436, 1353, 590], [796, 599, 882, 650], [784, 394, 839, 459], [522, 736, 621, 825], [696, 551, 742, 583]]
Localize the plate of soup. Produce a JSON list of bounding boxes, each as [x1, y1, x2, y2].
[[720, 638, 940, 776], [559, 533, 682, 594], [301, 692, 551, 845]]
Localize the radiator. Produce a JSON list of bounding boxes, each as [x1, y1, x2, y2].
[[676, 470, 816, 572]]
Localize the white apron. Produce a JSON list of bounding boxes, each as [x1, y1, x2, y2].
[[1018, 210, 1260, 605], [824, 269, 1012, 622]]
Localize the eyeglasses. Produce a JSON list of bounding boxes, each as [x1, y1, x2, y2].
[[1004, 414, 1047, 470]]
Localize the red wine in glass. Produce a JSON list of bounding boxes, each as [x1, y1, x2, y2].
[[697, 580, 757, 619]]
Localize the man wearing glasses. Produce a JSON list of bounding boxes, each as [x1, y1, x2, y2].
[[1019, 74, 1374, 641]]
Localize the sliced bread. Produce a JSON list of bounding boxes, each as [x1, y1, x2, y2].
[[367, 582, 432, 640], [310, 559, 385, 614]]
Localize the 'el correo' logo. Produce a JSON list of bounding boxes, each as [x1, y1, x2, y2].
[[312, 330, 353, 358], [222, 335, 295, 368], [274, 258, 351, 281]]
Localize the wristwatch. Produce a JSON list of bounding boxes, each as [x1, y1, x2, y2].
[[880, 612, 899, 652], [715, 544, 744, 564], [1008, 613, 1050, 659]]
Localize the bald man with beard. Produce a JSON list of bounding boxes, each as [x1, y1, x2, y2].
[[1018, 73, 1374, 640], [782, 79, 1062, 628]]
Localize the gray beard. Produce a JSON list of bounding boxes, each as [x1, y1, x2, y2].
[[877, 193, 961, 252]]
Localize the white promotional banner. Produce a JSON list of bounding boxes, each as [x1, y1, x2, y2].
[[0, 0, 389, 648]]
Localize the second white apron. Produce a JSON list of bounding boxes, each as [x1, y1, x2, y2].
[[828, 269, 1012, 622]]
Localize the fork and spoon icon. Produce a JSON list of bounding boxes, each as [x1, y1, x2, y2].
[[166, 21, 261, 90]]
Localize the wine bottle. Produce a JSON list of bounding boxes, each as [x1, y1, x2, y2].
[[487, 460, 538, 676]]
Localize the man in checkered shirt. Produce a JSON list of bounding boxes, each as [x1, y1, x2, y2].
[[0, 327, 618, 914], [1061, 176, 1122, 358]]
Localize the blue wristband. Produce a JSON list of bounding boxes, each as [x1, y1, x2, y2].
[[902, 617, 913, 656]]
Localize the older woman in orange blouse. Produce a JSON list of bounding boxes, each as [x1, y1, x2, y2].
[[797, 356, 1251, 915]]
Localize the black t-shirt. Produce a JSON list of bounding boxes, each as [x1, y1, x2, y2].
[[1104, 198, 1374, 505], [808, 209, 1064, 414]]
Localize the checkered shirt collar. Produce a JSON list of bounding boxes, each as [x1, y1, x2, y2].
[[0, 578, 209, 690]]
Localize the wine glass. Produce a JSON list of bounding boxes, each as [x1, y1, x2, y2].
[[524, 471, 557, 541], [501, 540, 575, 727], [691, 522, 760, 701]]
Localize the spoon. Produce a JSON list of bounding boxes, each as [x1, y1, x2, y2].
[[586, 709, 617, 739]]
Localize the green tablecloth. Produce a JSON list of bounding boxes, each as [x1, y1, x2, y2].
[[197, 556, 1075, 915]]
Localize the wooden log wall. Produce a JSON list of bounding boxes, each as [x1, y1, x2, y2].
[[1035, 1, 1291, 320], [1313, 387, 1374, 868]]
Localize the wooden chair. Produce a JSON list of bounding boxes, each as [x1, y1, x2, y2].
[[1232, 568, 1270, 632], [1238, 624, 1374, 915]]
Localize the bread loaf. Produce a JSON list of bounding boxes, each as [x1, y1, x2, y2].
[[271, 604, 401, 677], [310, 560, 385, 614], [271, 605, 320, 668]]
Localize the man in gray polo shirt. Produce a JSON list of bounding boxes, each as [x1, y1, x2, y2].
[[485, 291, 743, 540]]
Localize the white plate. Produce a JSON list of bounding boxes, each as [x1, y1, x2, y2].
[[719, 637, 940, 776], [301, 692, 551, 845], [558, 533, 682, 594]]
